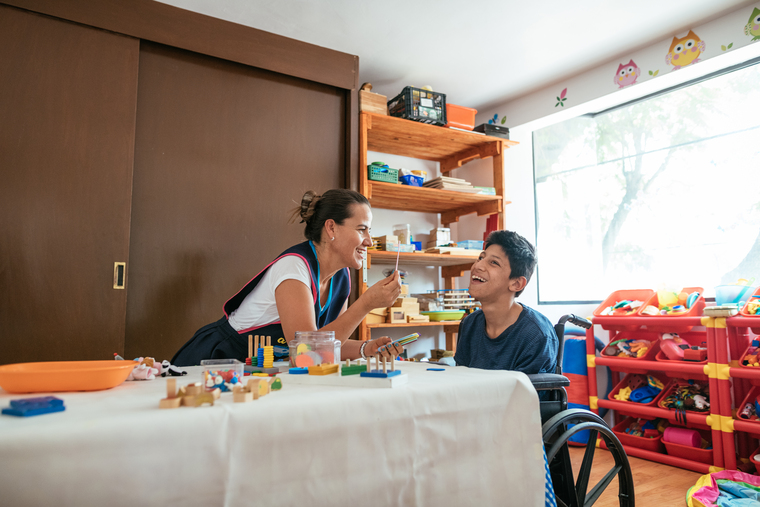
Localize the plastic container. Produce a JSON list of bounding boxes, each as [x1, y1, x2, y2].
[[662, 426, 701, 447], [715, 284, 756, 306], [201, 359, 244, 392], [0, 360, 138, 394], [444, 104, 477, 130], [740, 286, 760, 317], [662, 427, 713, 464], [600, 330, 661, 371], [292, 331, 340, 368], [393, 224, 411, 245], [473, 123, 510, 139], [751, 446, 760, 474], [658, 379, 710, 414], [611, 417, 665, 453], [399, 174, 424, 186], [387, 86, 447, 126], [458, 240, 484, 250], [736, 385, 760, 425], [367, 165, 399, 184], [654, 331, 708, 370], [420, 310, 465, 321], [638, 286, 705, 333], [593, 289, 654, 331], [608, 372, 669, 416]]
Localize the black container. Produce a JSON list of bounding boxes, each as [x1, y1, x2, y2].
[[387, 86, 446, 126], [473, 123, 510, 139]]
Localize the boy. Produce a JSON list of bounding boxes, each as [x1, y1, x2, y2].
[[454, 230, 558, 375]]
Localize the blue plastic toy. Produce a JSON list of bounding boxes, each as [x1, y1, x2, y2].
[[2, 396, 65, 417]]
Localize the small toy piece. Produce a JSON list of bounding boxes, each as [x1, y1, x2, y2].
[[341, 359, 366, 376], [683, 347, 707, 362], [289, 367, 309, 374], [2, 396, 65, 417], [600, 300, 643, 316], [308, 364, 339, 375], [427, 368, 445, 371], [360, 354, 401, 378], [159, 378, 181, 409], [160, 360, 187, 377], [614, 386, 632, 401]]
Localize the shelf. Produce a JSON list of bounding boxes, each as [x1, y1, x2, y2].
[[598, 399, 711, 429], [596, 357, 708, 378], [366, 321, 462, 329], [367, 250, 478, 268], [367, 181, 509, 223], [363, 113, 518, 173], [599, 440, 713, 474]]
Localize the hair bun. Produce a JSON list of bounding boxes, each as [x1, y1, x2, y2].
[[299, 190, 321, 223]]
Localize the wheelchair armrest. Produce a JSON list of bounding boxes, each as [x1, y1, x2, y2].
[[527, 373, 570, 391]]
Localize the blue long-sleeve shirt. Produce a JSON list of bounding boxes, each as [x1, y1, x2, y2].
[[454, 304, 558, 375]]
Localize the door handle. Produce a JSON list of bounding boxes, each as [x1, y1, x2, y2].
[[113, 262, 126, 289]]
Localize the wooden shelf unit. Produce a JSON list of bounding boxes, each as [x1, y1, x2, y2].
[[357, 112, 518, 349]]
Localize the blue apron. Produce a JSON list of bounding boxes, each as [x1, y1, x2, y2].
[[172, 241, 351, 366]]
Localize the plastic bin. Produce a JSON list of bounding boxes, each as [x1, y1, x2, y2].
[[600, 331, 661, 371], [662, 427, 713, 465], [658, 379, 710, 415], [399, 174, 424, 186], [444, 104, 477, 130], [612, 417, 665, 453], [638, 286, 705, 333], [608, 372, 670, 416], [200, 359, 244, 392], [387, 86, 447, 126], [740, 286, 760, 322], [593, 289, 653, 331], [736, 384, 760, 424], [739, 342, 760, 369], [368, 165, 399, 184], [654, 331, 708, 370]]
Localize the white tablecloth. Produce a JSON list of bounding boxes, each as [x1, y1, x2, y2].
[[0, 362, 545, 506]]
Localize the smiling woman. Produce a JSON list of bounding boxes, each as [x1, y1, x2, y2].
[[172, 189, 405, 366]]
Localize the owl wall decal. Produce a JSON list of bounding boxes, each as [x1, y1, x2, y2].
[[745, 7, 760, 41], [614, 60, 640, 88], [665, 30, 705, 70]]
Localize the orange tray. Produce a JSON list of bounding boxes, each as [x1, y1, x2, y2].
[[593, 289, 653, 331], [0, 360, 138, 394], [654, 331, 708, 369]]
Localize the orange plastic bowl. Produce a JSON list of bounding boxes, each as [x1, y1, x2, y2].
[[0, 360, 138, 394]]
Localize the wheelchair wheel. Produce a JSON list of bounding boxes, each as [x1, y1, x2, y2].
[[542, 409, 634, 507]]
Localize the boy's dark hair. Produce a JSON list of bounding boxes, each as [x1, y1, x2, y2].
[[484, 230, 537, 297], [291, 189, 370, 243]]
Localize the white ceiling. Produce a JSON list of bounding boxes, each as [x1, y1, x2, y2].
[[160, 0, 755, 111]]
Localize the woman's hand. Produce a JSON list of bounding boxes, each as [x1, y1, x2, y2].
[[360, 270, 402, 310], [364, 336, 404, 360]]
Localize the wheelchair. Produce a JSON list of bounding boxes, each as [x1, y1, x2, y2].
[[527, 315, 635, 507]]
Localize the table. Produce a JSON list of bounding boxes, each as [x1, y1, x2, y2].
[[0, 362, 546, 506]]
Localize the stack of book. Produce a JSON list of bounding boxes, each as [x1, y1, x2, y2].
[[423, 177, 496, 195]]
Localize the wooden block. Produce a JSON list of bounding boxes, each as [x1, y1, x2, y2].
[[159, 397, 182, 409], [166, 378, 177, 398], [392, 297, 418, 306], [387, 309, 405, 323], [400, 284, 409, 295], [400, 303, 419, 314], [366, 313, 386, 324], [369, 307, 388, 316], [407, 314, 429, 323], [194, 392, 215, 407], [185, 382, 203, 396], [233, 390, 253, 403], [181, 395, 196, 406], [359, 89, 387, 115], [211, 387, 221, 400], [308, 363, 339, 375], [377, 235, 398, 245]]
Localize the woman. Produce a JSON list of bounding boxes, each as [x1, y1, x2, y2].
[[173, 189, 404, 366]]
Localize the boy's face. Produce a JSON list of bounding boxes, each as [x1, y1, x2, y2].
[[468, 244, 526, 301]]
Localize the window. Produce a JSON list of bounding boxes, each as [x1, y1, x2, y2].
[[533, 61, 760, 303]]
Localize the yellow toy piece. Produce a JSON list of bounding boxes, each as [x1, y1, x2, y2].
[[614, 386, 632, 401], [296, 343, 310, 354], [647, 375, 664, 390], [636, 347, 648, 357]]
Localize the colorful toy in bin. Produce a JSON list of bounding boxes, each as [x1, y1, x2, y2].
[[640, 287, 703, 316], [659, 379, 710, 424], [601, 337, 651, 358], [741, 339, 760, 367], [599, 299, 643, 316]]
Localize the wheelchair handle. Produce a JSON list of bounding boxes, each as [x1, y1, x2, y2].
[[557, 314, 592, 330]]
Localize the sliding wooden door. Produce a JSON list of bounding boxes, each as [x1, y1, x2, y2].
[[0, 6, 139, 363], [125, 42, 346, 360]]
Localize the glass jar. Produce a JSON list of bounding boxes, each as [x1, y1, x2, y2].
[[294, 331, 339, 366], [393, 223, 411, 245]]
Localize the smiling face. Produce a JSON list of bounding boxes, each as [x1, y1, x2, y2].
[[327, 203, 372, 269], [468, 244, 526, 303]]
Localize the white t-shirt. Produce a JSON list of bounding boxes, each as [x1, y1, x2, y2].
[[228, 255, 313, 332]]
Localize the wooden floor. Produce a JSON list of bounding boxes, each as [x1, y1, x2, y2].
[[568, 446, 702, 506]]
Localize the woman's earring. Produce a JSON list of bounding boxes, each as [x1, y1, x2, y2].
[[331, 236, 335, 241]]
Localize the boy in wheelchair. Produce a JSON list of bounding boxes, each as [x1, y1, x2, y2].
[[454, 230, 558, 378]]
